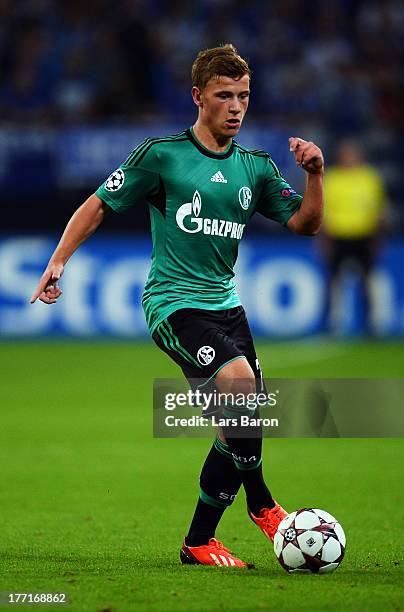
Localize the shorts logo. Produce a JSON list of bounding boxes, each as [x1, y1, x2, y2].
[[197, 345, 215, 365], [105, 169, 125, 192], [239, 186, 252, 210]]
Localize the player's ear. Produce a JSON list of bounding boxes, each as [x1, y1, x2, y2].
[[191, 86, 203, 108]]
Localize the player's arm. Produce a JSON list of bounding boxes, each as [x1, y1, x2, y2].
[[30, 194, 109, 304], [31, 142, 160, 305], [287, 137, 324, 236]]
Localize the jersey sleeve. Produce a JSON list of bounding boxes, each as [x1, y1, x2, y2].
[[255, 157, 303, 226], [95, 141, 160, 213]]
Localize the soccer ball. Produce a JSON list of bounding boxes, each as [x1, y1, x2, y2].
[[105, 169, 124, 192], [274, 508, 346, 574]]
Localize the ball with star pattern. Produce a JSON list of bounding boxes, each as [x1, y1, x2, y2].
[[274, 508, 346, 573]]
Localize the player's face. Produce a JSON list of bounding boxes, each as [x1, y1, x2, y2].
[[194, 74, 250, 138]]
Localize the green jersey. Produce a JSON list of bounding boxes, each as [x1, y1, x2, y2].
[[95, 127, 302, 334]]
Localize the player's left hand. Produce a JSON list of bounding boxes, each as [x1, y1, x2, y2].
[[289, 137, 324, 174]]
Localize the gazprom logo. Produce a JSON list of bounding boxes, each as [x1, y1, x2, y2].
[[176, 190, 245, 239], [176, 190, 203, 234]]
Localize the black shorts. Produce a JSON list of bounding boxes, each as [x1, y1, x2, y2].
[[152, 306, 265, 392], [328, 238, 375, 276]]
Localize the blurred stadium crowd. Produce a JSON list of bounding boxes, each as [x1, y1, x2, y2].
[[1, 0, 403, 129], [0, 0, 403, 234]]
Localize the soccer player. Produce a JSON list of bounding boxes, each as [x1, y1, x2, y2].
[[31, 45, 324, 567], [322, 139, 387, 334]]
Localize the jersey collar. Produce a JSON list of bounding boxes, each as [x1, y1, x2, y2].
[[186, 127, 234, 159]]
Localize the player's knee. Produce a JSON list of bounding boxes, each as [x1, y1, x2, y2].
[[215, 359, 257, 418], [228, 377, 256, 397], [215, 357, 256, 397], [224, 376, 256, 414]]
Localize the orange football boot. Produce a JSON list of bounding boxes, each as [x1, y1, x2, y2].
[[248, 501, 288, 542], [180, 538, 246, 567]]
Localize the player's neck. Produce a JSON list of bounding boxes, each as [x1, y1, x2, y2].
[[192, 122, 232, 153]]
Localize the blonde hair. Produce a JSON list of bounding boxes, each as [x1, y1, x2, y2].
[[192, 44, 251, 90]]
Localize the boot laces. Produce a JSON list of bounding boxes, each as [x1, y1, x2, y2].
[[208, 538, 229, 553], [261, 505, 281, 529]]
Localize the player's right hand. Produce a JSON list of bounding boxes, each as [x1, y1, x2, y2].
[[30, 263, 64, 304]]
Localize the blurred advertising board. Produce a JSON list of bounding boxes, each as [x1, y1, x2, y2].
[[0, 237, 403, 337]]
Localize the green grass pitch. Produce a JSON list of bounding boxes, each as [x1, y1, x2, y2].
[[0, 340, 403, 611]]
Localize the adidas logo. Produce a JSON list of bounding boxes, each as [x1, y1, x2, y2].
[[210, 171, 227, 184]]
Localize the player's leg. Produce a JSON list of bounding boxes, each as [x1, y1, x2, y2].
[[215, 357, 273, 512], [215, 357, 287, 541], [185, 434, 242, 547], [326, 238, 345, 333], [181, 437, 246, 566], [152, 311, 246, 565], [355, 238, 375, 335]]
